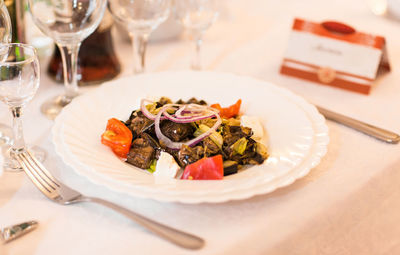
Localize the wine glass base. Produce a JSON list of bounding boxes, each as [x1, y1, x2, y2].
[[2, 145, 47, 172], [41, 95, 73, 120]]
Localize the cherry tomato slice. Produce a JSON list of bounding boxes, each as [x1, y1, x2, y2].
[[181, 155, 224, 180], [211, 99, 242, 119], [101, 118, 133, 158]]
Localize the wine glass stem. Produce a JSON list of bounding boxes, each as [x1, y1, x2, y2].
[[191, 32, 203, 70], [58, 43, 81, 104], [130, 33, 149, 74], [10, 106, 25, 153]]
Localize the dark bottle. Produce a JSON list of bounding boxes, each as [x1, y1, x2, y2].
[[47, 11, 121, 86]]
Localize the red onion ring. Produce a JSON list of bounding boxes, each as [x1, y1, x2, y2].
[[141, 99, 219, 121], [140, 99, 181, 121], [173, 105, 202, 119], [154, 105, 222, 150], [140, 99, 158, 120], [174, 104, 219, 120], [163, 111, 217, 123]]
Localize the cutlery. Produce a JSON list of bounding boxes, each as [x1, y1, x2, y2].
[[15, 150, 205, 250], [1, 221, 38, 243], [316, 106, 400, 144]]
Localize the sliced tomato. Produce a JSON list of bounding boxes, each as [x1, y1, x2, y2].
[[181, 155, 224, 180], [211, 99, 242, 119], [101, 118, 133, 158]]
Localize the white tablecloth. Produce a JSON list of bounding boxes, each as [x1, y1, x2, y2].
[[2, 0, 400, 254]]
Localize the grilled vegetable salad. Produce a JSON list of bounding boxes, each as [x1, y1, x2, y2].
[[101, 97, 269, 180]]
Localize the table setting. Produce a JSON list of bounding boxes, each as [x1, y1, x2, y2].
[[1, 0, 400, 254]]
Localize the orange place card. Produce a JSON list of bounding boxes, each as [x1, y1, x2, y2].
[[280, 18, 390, 94]]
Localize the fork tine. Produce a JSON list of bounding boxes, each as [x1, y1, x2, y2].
[[25, 150, 60, 188], [16, 154, 53, 196], [19, 152, 58, 191]]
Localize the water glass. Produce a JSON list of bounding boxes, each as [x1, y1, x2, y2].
[[174, 0, 219, 70], [108, 0, 170, 73], [0, 43, 40, 171]]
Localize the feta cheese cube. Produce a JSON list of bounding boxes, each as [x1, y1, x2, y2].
[[154, 151, 180, 179]]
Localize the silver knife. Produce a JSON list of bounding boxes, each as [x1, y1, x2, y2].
[[1, 221, 38, 243], [316, 105, 400, 144]]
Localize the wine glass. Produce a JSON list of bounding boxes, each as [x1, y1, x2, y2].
[[0, 0, 13, 163], [28, 0, 107, 120], [0, 43, 40, 171], [0, 3, 47, 169], [174, 0, 219, 70], [0, 0, 11, 45], [108, 0, 170, 73]]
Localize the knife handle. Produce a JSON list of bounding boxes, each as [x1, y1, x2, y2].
[[1, 221, 38, 243], [316, 106, 400, 144]]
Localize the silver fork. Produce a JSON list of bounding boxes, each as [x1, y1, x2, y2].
[[15, 150, 205, 250]]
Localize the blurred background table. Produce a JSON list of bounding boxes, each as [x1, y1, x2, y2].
[[1, 0, 400, 254]]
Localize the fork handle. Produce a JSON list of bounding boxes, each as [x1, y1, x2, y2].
[[80, 196, 204, 250]]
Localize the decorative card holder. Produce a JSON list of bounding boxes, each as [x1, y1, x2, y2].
[[280, 18, 390, 94]]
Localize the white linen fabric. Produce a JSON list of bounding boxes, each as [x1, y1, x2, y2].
[[1, 0, 400, 254], [0, 153, 3, 177]]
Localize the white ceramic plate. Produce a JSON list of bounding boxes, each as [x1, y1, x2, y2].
[[52, 71, 329, 203]]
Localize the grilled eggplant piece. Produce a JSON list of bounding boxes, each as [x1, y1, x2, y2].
[[202, 137, 220, 156], [175, 98, 207, 105], [126, 137, 155, 169], [223, 160, 239, 176], [223, 126, 252, 160], [128, 111, 153, 138], [223, 125, 253, 147], [186, 97, 207, 105], [160, 121, 194, 142], [125, 109, 140, 126], [140, 133, 161, 159], [178, 145, 204, 166], [240, 139, 268, 165], [229, 126, 252, 137], [158, 97, 172, 106], [140, 133, 160, 149]]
